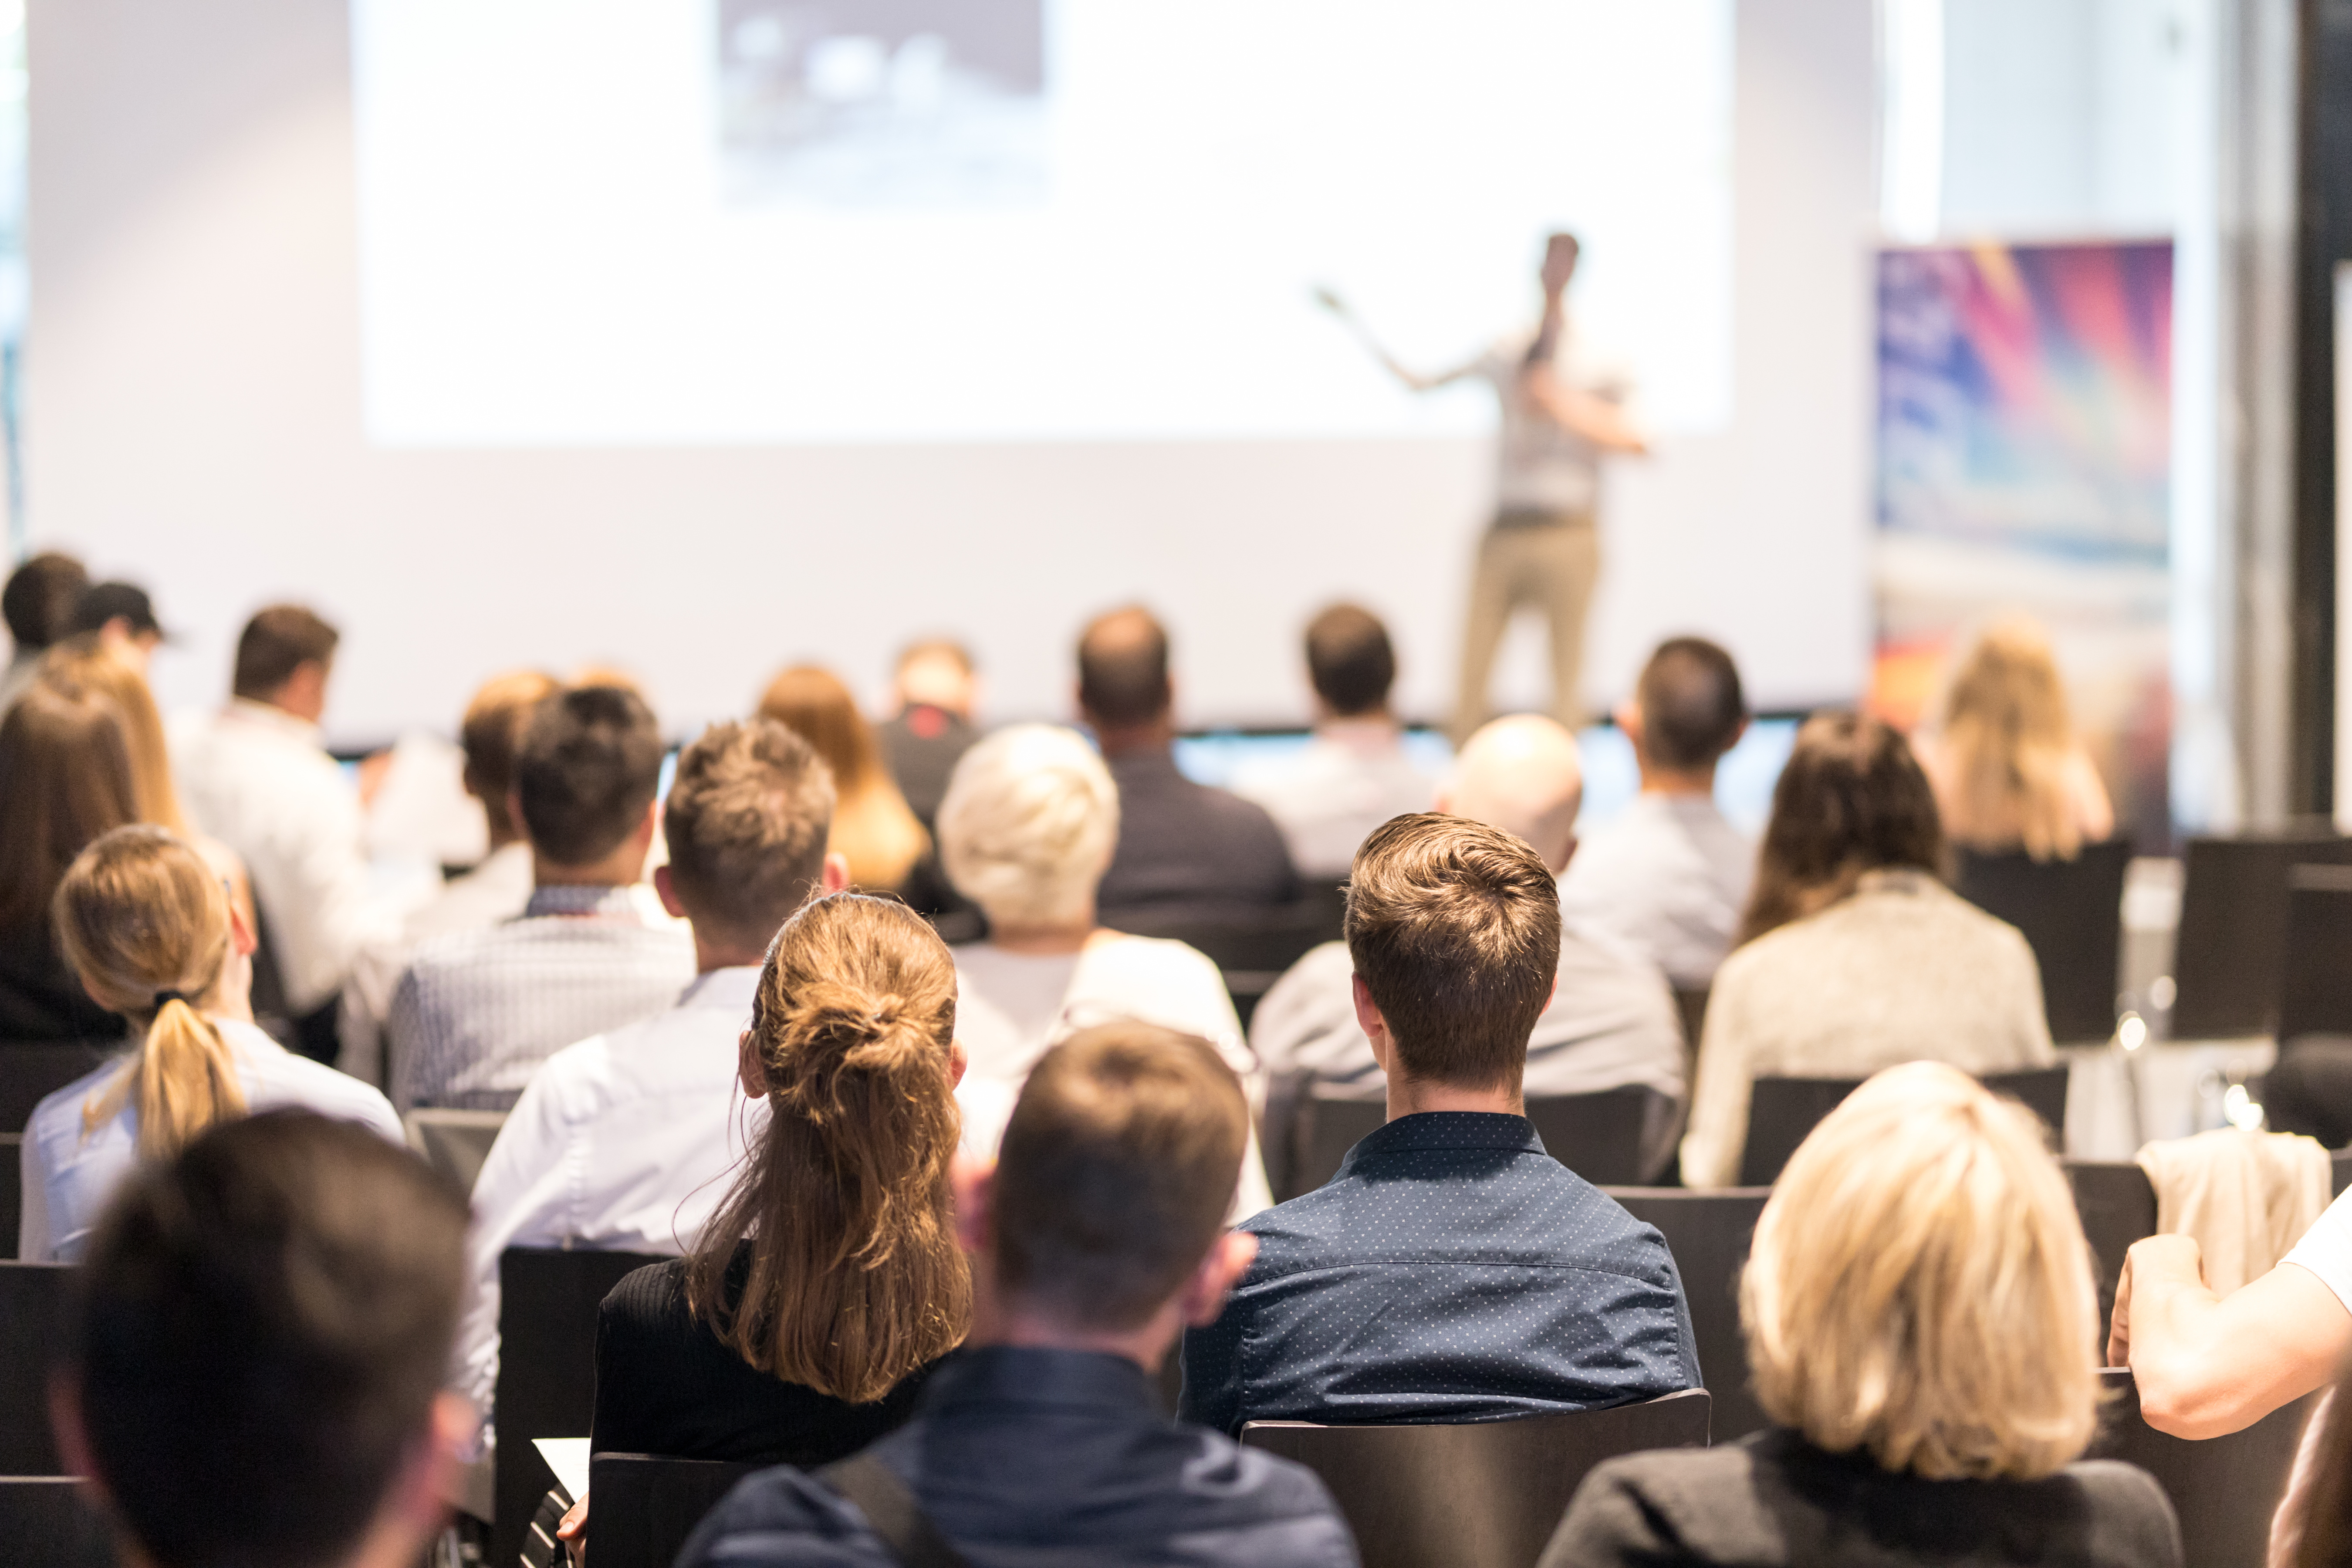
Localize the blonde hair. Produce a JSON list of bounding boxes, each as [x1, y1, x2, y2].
[[54, 826, 247, 1159], [1937, 618, 2085, 861], [936, 724, 1119, 933], [757, 665, 928, 892], [44, 637, 191, 835], [686, 893, 969, 1402], [1741, 1061, 2099, 1480]]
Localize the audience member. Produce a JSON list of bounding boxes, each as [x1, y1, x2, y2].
[[877, 637, 982, 829], [20, 826, 402, 1262], [389, 684, 691, 1110], [1232, 603, 1437, 877], [759, 662, 930, 893], [1182, 812, 1698, 1433], [564, 893, 971, 1561], [1558, 635, 1754, 986], [1078, 605, 1301, 919], [1679, 712, 2053, 1187], [455, 718, 845, 1415], [1918, 616, 2115, 859], [53, 1110, 474, 1568], [936, 722, 1273, 1210], [0, 548, 87, 710], [65, 580, 167, 674], [1543, 1063, 2181, 1568], [173, 604, 397, 1060], [676, 1023, 1358, 1568], [1253, 713, 1686, 1180], [339, 669, 562, 1083]]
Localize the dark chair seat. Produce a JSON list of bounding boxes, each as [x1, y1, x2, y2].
[[1953, 840, 2132, 1044], [0, 1260, 70, 1474], [1738, 1066, 2069, 1187], [2087, 1366, 2321, 1568], [0, 1477, 116, 1567], [586, 1453, 767, 1568], [1240, 1388, 1711, 1568], [1605, 1188, 1772, 1442], [1281, 1087, 1667, 1202], [0, 1043, 118, 1133]]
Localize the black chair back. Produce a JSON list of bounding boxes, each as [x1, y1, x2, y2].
[[1953, 840, 2132, 1043], [1606, 1188, 1771, 1442], [0, 1478, 116, 1567], [491, 1248, 666, 1568], [1284, 1088, 1666, 1202], [586, 1453, 766, 1568], [2088, 1367, 2320, 1568], [2281, 867, 2352, 1041], [2062, 1161, 2158, 1337], [1240, 1389, 1709, 1568], [0, 1261, 69, 1474], [2, 1132, 19, 1260], [0, 1043, 116, 1132], [2174, 834, 2352, 1039], [1738, 1066, 2068, 1187]]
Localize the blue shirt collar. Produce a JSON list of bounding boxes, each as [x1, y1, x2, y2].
[[522, 883, 645, 920], [921, 1345, 1159, 1416], [1336, 1110, 1545, 1176]]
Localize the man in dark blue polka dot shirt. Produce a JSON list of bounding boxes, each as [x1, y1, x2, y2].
[[1182, 808, 1700, 1433]]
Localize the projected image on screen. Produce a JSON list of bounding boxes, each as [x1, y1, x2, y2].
[[352, 0, 1731, 446], [717, 0, 1048, 207]]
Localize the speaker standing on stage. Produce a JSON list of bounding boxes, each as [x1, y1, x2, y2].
[[1327, 233, 1648, 740]]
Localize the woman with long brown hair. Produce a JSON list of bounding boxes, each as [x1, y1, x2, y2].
[[1678, 713, 2053, 1186], [588, 891, 970, 1463], [18, 826, 402, 1261], [1918, 617, 2115, 859], [757, 665, 930, 893]]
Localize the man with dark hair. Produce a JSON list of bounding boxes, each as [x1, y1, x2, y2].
[[65, 580, 168, 673], [389, 684, 692, 1110], [1559, 635, 1754, 986], [53, 1108, 473, 1568], [1184, 811, 1697, 1433], [175, 602, 397, 1061], [0, 550, 88, 710], [451, 717, 849, 1413], [1235, 603, 1436, 876], [1077, 605, 1299, 920], [677, 1022, 1358, 1568]]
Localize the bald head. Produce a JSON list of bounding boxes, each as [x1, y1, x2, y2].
[[1435, 715, 1584, 872], [1077, 606, 1173, 736]]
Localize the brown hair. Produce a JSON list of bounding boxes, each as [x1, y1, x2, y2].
[[514, 684, 666, 866], [687, 893, 967, 1402], [1305, 603, 1396, 718], [1637, 636, 1746, 771], [232, 605, 339, 701], [3, 551, 88, 649], [1343, 813, 1561, 1091], [0, 677, 142, 933], [1936, 618, 2086, 861], [992, 1022, 1248, 1331], [44, 638, 191, 835], [55, 826, 247, 1159], [1740, 711, 1945, 945], [2295, 1372, 2352, 1568], [663, 719, 837, 951], [460, 670, 563, 841], [757, 665, 927, 892], [1076, 605, 1172, 729]]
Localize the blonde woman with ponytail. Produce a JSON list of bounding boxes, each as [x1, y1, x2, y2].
[[18, 826, 402, 1262]]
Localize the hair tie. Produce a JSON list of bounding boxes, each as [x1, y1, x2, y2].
[[152, 989, 187, 1010]]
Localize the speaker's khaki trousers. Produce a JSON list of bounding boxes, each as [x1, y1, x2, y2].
[[1451, 514, 1600, 744]]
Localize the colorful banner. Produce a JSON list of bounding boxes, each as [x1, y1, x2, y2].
[[1873, 239, 2173, 847]]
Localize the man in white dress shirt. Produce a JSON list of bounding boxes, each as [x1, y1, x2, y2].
[[389, 684, 693, 1110], [1557, 637, 1756, 988], [1252, 713, 1686, 1181], [1232, 604, 1438, 879], [453, 716, 847, 1414], [173, 605, 399, 1060]]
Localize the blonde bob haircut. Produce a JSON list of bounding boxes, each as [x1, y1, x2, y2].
[[937, 724, 1119, 933], [1740, 1061, 2099, 1480]]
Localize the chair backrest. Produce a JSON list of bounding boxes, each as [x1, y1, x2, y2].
[[1738, 1067, 2069, 1188], [586, 1453, 766, 1568], [1240, 1389, 1710, 1568], [2062, 1160, 2158, 1338], [2174, 834, 2352, 1039], [403, 1108, 509, 1195], [2281, 867, 2352, 1042], [1953, 840, 2133, 1043], [2088, 1366, 2321, 1568], [0, 1478, 117, 1568], [1605, 1188, 1771, 1442], [1285, 1088, 1667, 1202], [0, 1261, 70, 1474], [2, 1132, 19, 1260], [0, 1043, 115, 1133], [491, 1248, 667, 1568]]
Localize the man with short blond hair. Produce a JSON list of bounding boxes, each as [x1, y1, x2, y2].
[[1185, 812, 1697, 1433]]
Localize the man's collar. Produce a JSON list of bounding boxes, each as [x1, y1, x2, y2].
[[522, 883, 645, 920], [223, 696, 320, 744], [678, 965, 761, 1011], [922, 1345, 1157, 1416], [1338, 1110, 1544, 1174]]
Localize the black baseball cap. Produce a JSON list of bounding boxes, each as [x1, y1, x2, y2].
[[68, 581, 169, 641]]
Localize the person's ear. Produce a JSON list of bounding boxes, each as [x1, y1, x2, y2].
[[632, 798, 659, 851], [1176, 1230, 1260, 1328], [507, 786, 530, 846], [821, 852, 851, 894], [1350, 973, 1394, 1074], [737, 1029, 769, 1100], [378, 1392, 476, 1550], [652, 864, 687, 920], [227, 893, 260, 959], [948, 1037, 968, 1089], [1613, 700, 1643, 750], [952, 1156, 996, 1255], [1554, 835, 1578, 876]]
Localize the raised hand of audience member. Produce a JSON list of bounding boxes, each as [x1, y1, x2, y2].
[[2109, 1231, 2351, 1439]]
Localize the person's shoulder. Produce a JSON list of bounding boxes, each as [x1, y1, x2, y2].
[[676, 1462, 899, 1568], [226, 1021, 401, 1132], [600, 1254, 695, 1333], [1161, 1422, 1362, 1555], [27, 1058, 125, 1149], [1549, 1440, 1773, 1566], [2055, 1458, 2184, 1561]]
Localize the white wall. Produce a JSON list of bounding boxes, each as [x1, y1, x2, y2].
[[24, 0, 1876, 744]]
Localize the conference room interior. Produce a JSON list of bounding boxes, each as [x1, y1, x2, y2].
[[16, 1, 2352, 1566]]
